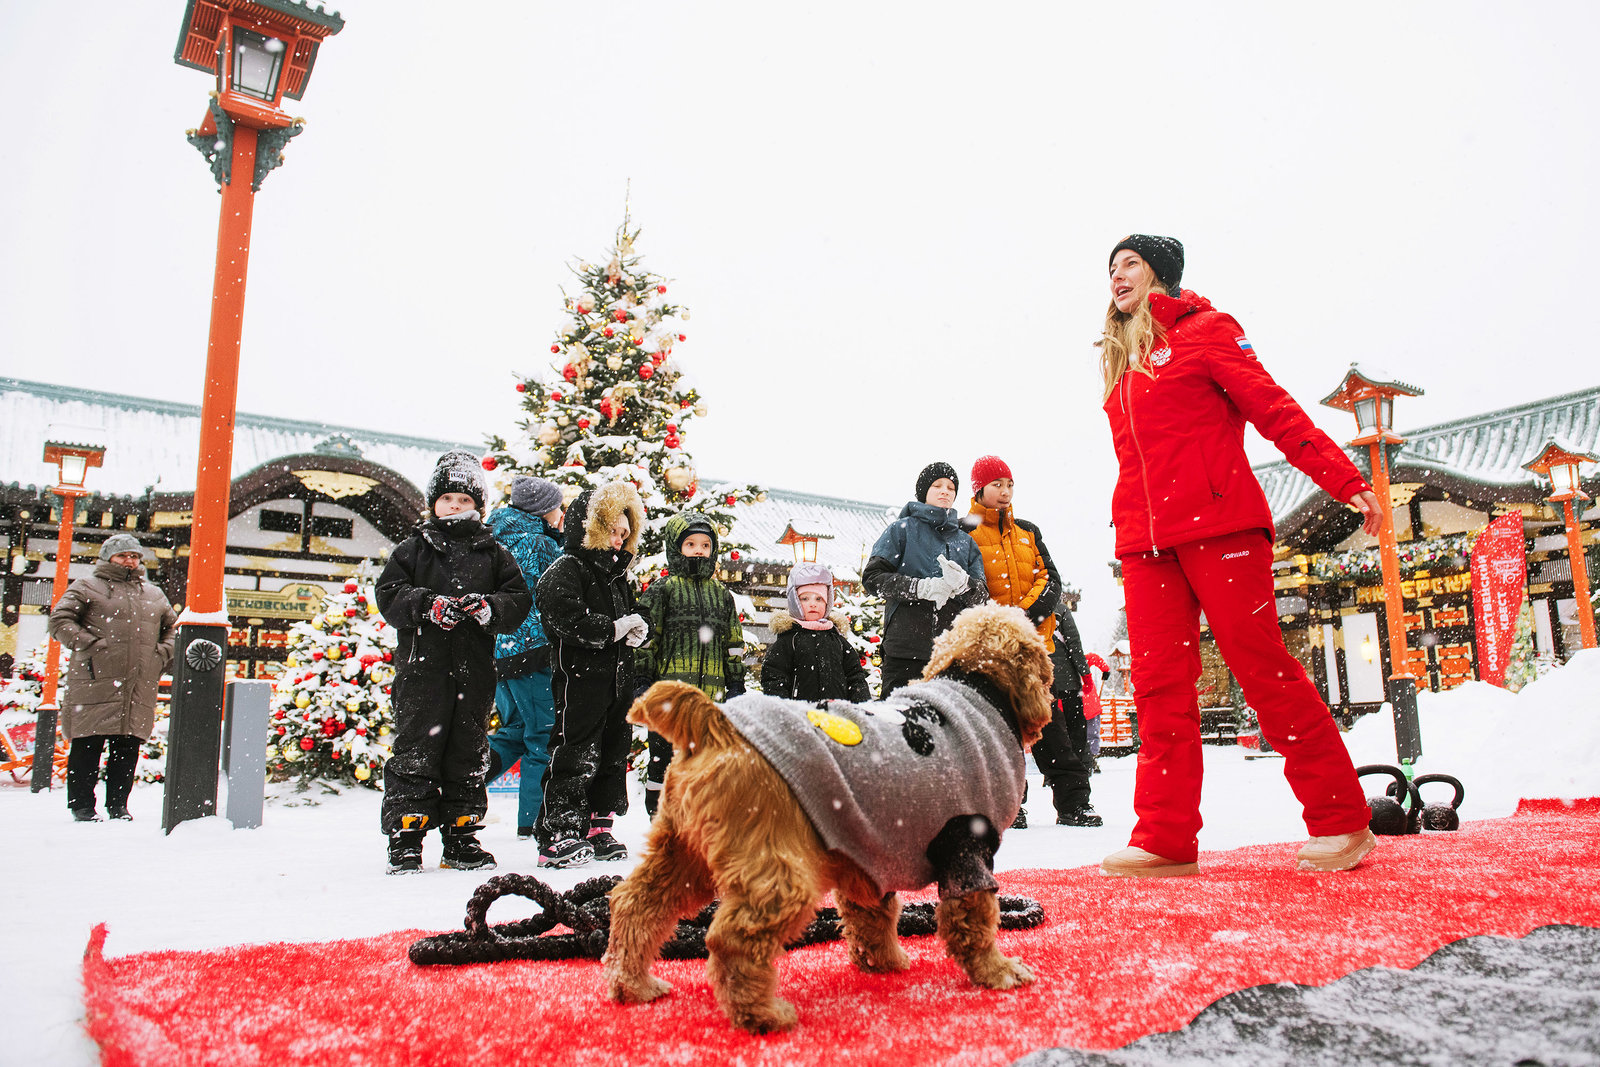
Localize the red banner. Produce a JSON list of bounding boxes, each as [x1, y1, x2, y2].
[[1471, 513, 1527, 688]]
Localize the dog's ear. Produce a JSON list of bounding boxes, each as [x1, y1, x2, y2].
[[927, 604, 1054, 747]]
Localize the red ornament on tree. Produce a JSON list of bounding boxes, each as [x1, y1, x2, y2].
[[678, 333, 687, 342], [657, 285, 667, 294], [665, 423, 677, 433], [550, 343, 561, 354], [481, 456, 497, 471], [577, 417, 591, 429], [311, 650, 324, 661], [651, 351, 666, 366], [639, 364, 654, 380], [551, 391, 563, 402], [598, 398, 615, 419], [276, 725, 286, 736], [660, 567, 670, 577], [300, 737, 315, 751], [563, 363, 577, 381], [603, 326, 615, 338], [516, 382, 527, 392], [729, 550, 741, 561], [664, 434, 680, 450], [343, 581, 357, 593], [726, 495, 738, 506], [613, 309, 627, 323], [345, 607, 358, 617], [680, 398, 692, 408], [382, 651, 393, 662]]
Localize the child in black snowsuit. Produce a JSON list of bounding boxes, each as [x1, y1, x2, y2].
[[635, 510, 747, 818], [533, 481, 647, 868], [375, 450, 532, 875], [1031, 605, 1102, 826], [761, 560, 871, 704]]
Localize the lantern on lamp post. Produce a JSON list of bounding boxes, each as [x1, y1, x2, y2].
[[31, 432, 108, 792], [777, 523, 833, 566], [1522, 438, 1599, 652], [166, 0, 344, 833], [1321, 363, 1426, 767]]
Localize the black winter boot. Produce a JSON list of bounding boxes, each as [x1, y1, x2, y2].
[[71, 807, 102, 823], [441, 816, 497, 871], [387, 814, 429, 875]]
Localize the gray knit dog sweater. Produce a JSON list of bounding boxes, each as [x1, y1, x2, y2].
[[720, 676, 1024, 897]]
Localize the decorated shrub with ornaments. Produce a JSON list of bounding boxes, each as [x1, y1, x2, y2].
[[484, 222, 762, 577], [267, 565, 397, 790]]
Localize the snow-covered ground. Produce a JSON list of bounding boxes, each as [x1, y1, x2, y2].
[[6, 650, 1598, 1064]]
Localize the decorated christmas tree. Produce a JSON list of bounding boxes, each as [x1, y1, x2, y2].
[[834, 583, 886, 698], [485, 222, 761, 575], [0, 642, 70, 780], [267, 564, 397, 790]]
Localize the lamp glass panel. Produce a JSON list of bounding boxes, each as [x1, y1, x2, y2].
[[1354, 397, 1377, 432], [58, 454, 87, 487], [803, 539, 817, 563], [1552, 461, 1579, 493], [1379, 396, 1393, 431], [232, 29, 284, 100]]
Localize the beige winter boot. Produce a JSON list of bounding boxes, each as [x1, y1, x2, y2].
[[1100, 846, 1200, 878], [1295, 828, 1377, 872]]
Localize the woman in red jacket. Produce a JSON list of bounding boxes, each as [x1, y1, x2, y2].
[[1098, 234, 1382, 877]]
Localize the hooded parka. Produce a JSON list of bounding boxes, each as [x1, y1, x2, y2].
[[1103, 289, 1371, 557], [760, 610, 872, 704], [48, 561, 177, 740], [965, 498, 1061, 652]]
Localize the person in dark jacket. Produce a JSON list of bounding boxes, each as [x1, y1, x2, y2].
[[48, 534, 176, 822], [862, 462, 989, 696], [1098, 235, 1381, 877], [485, 474, 567, 839], [375, 451, 532, 875], [1030, 605, 1102, 826], [635, 510, 746, 818], [761, 561, 871, 704], [533, 480, 647, 868]]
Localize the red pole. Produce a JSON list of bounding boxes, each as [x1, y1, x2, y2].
[[185, 123, 258, 617], [1368, 441, 1412, 680], [31, 490, 81, 790], [1562, 499, 1597, 650]]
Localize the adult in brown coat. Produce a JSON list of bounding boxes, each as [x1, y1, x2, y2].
[[47, 534, 177, 821]]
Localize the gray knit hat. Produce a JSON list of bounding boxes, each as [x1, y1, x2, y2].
[[99, 533, 147, 560], [786, 561, 835, 619], [426, 450, 487, 511], [510, 475, 563, 516]]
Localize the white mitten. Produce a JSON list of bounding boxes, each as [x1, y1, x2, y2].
[[916, 576, 952, 611], [936, 555, 971, 597], [624, 621, 650, 648], [613, 613, 647, 643]]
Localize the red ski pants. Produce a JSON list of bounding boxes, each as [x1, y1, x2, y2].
[[1121, 529, 1369, 862]]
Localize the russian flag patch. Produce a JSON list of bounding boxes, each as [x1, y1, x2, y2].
[[1236, 336, 1254, 353]]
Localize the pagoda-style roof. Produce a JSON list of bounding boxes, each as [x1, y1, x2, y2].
[[1318, 362, 1426, 412], [1521, 435, 1600, 474], [776, 521, 836, 546], [1261, 384, 1600, 544]]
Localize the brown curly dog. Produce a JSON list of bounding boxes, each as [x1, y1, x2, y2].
[[603, 603, 1055, 1033]]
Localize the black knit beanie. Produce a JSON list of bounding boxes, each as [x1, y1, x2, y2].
[[915, 462, 959, 503], [426, 449, 487, 512], [1109, 234, 1184, 297]]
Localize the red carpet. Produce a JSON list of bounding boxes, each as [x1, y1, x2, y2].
[[83, 800, 1600, 1067]]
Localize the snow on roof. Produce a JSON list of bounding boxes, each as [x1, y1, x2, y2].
[[723, 488, 899, 581], [1258, 385, 1600, 523], [1, 377, 476, 497]]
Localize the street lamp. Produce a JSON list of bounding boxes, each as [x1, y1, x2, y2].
[[1321, 363, 1426, 768], [166, 0, 344, 834], [777, 522, 833, 565], [1523, 438, 1599, 651], [32, 431, 107, 792]]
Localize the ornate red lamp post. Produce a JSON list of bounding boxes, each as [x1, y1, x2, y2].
[[1523, 439, 1599, 652], [165, 0, 344, 832], [1321, 364, 1426, 767], [31, 434, 107, 791], [777, 522, 833, 565]]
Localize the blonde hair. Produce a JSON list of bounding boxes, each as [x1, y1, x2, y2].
[[1096, 279, 1167, 401]]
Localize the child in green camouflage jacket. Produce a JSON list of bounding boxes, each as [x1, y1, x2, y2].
[[635, 510, 746, 816]]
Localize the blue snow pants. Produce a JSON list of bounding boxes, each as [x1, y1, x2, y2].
[[489, 668, 557, 829]]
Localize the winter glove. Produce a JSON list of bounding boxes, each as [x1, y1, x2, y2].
[[613, 613, 648, 645], [915, 555, 971, 610], [937, 555, 971, 597], [457, 593, 492, 626], [428, 596, 465, 631], [623, 619, 651, 648]]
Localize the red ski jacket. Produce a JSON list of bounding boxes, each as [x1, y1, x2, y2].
[[1103, 290, 1370, 558]]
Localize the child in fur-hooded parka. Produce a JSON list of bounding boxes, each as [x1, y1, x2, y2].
[[533, 481, 647, 866], [761, 561, 871, 704]]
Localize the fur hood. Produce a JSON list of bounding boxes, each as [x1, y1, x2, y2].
[[768, 609, 850, 636], [577, 481, 645, 556]]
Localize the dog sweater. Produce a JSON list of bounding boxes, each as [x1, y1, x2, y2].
[[720, 676, 1025, 897]]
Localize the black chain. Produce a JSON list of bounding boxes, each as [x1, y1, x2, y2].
[[408, 873, 1045, 966]]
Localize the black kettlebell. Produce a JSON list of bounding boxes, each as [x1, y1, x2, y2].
[[1357, 764, 1421, 835], [1414, 773, 1465, 831]]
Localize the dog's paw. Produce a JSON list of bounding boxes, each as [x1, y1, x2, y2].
[[606, 969, 673, 1004], [732, 997, 798, 1034], [969, 954, 1035, 990], [849, 941, 911, 974]]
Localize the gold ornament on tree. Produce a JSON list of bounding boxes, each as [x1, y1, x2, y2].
[[537, 424, 561, 447], [664, 464, 696, 491]]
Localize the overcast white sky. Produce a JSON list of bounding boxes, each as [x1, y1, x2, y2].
[[2, 2, 1596, 644]]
